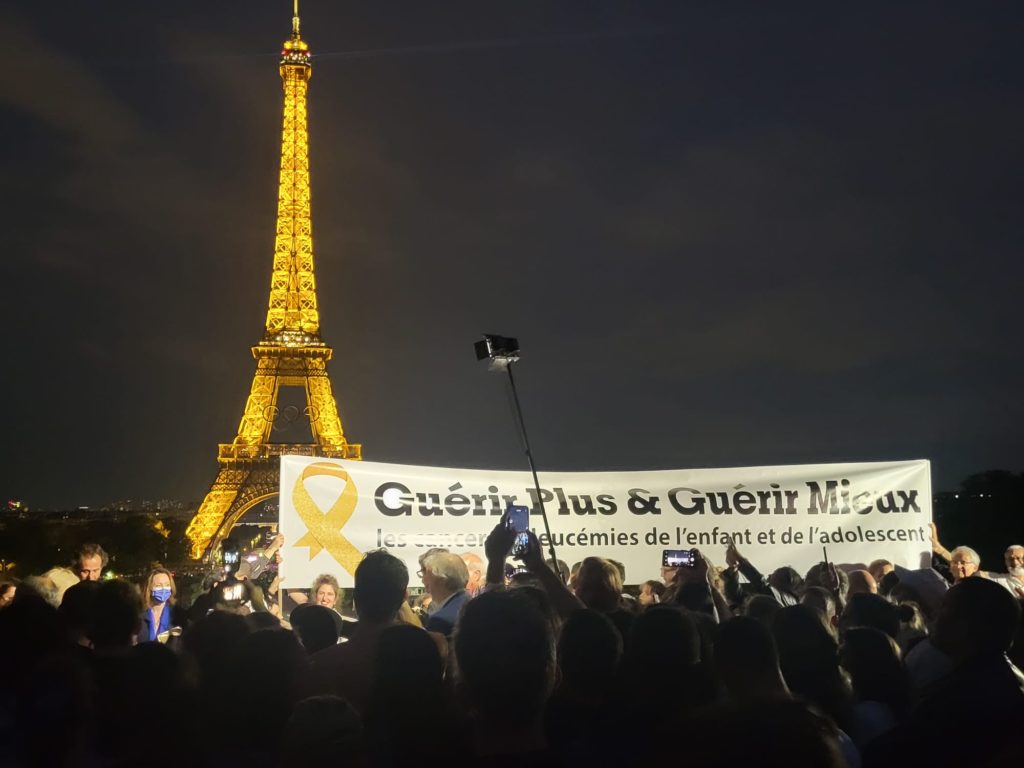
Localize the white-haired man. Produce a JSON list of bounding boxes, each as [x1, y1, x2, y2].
[[421, 551, 470, 637], [948, 546, 982, 583], [988, 545, 1024, 597]]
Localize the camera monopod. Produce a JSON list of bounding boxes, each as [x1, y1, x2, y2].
[[475, 334, 561, 578]]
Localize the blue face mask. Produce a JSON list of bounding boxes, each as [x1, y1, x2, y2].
[[151, 587, 172, 604]]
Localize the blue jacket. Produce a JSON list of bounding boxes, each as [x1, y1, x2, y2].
[[424, 589, 470, 637], [140, 603, 184, 643]]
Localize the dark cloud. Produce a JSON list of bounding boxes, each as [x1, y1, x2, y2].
[[2, 2, 1022, 506]]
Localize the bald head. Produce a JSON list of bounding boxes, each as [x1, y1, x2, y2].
[[847, 570, 877, 596], [461, 552, 484, 593], [867, 559, 893, 584]]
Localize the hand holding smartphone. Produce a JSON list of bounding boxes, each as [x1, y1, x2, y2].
[[662, 549, 698, 568], [505, 504, 531, 558]]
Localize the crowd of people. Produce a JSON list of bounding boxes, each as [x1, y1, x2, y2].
[[0, 522, 1021, 767]]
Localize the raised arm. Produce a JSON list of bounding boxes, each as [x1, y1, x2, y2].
[[521, 531, 583, 619]]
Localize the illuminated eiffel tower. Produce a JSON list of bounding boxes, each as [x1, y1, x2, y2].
[[186, 3, 361, 559]]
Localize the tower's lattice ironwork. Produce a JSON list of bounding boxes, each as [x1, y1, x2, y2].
[[186, 6, 361, 559]]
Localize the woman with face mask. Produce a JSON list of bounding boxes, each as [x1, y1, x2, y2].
[[141, 567, 182, 643]]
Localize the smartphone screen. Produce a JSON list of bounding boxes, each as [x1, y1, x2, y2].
[[506, 505, 530, 533], [663, 549, 696, 568]]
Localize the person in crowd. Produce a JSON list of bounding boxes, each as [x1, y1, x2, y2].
[[416, 547, 449, 615], [544, 608, 623, 762], [460, 551, 485, 596], [638, 578, 666, 606], [91, 578, 142, 652], [867, 559, 894, 585], [839, 627, 909, 749], [947, 545, 982, 583], [743, 593, 784, 627], [840, 593, 900, 641], [622, 604, 718, 739], [715, 615, 790, 703], [665, 549, 733, 622], [894, 601, 928, 654], [308, 550, 433, 714], [246, 610, 283, 631], [366, 623, 470, 765], [569, 560, 582, 591], [805, 561, 849, 606], [42, 567, 80, 604], [140, 566, 184, 643], [312, 573, 342, 611], [0, 580, 15, 608], [988, 544, 1024, 595], [574, 556, 625, 614], [667, 698, 850, 768], [21, 574, 60, 607], [181, 610, 251, 705], [772, 604, 854, 732], [290, 603, 341, 653], [865, 577, 1024, 766], [97, 641, 192, 768], [481, 519, 582, 621], [74, 543, 108, 581], [847, 569, 878, 596], [552, 558, 571, 585], [802, 585, 840, 635], [211, 628, 309, 763], [281, 695, 366, 768], [59, 579, 99, 648], [454, 588, 557, 760], [723, 538, 803, 607], [421, 551, 470, 636]]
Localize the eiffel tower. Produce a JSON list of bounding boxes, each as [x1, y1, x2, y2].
[[186, 4, 361, 560]]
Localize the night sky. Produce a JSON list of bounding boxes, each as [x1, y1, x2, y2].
[[3, 2, 1022, 508]]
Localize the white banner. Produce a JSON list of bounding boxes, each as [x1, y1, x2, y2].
[[278, 456, 932, 589]]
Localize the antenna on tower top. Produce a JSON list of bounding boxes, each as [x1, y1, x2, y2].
[[292, 0, 301, 36]]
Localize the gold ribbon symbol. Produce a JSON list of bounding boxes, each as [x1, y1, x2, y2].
[[292, 462, 363, 576]]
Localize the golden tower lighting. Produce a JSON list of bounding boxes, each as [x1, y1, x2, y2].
[[186, 3, 361, 560]]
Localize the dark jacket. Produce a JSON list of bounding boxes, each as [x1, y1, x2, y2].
[[140, 603, 186, 643], [425, 590, 470, 637]]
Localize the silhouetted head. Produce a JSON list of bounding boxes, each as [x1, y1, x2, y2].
[[839, 626, 908, 718], [841, 593, 900, 640], [182, 609, 251, 692], [715, 616, 787, 702], [353, 550, 408, 623], [933, 576, 1021, 661], [574, 557, 623, 614], [744, 594, 783, 627], [59, 580, 99, 642], [557, 608, 622, 698], [290, 603, 340, 654], [846, 570, 877, 596], [454, 589, 555, 728], [91, 579, 142, 650], [768, 566, 805, 599], [805, 563, 849, 601], [801, 586, 839, 634]]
